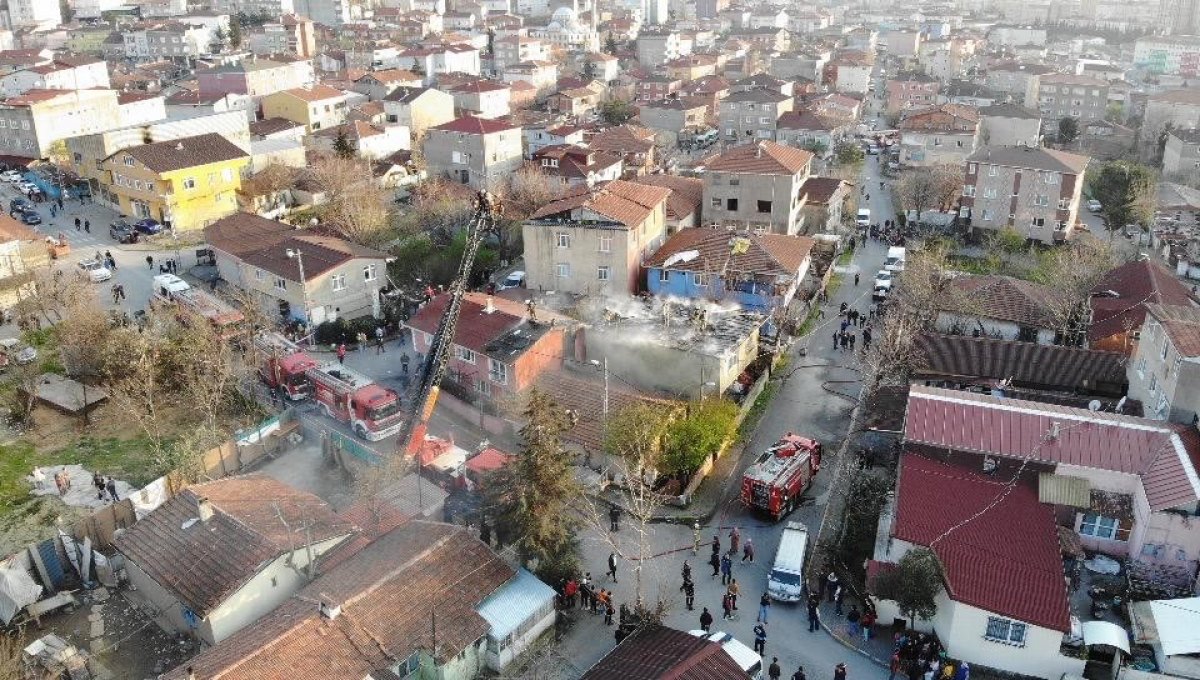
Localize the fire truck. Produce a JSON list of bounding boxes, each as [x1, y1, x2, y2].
[[740, 433, 823, 520], [306, 363, 405, 441], [254, 332, 320, 400], [151, 274, 245, 340]]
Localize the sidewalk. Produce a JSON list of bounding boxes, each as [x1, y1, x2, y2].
[[818, 599, 894, 667]]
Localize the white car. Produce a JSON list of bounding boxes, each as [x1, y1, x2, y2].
[[1087, 199, 1102, 212], [16, 182, 36, 193], [78, 259, 112, 283], [498, 270, 526, 290], [874, 269, 894, 290], [0, 171, 21, 183]]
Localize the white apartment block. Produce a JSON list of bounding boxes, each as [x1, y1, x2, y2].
[[6, 0, 62, 30], [212, 0, 296, 15], [0, 89, 130, 158], [1134, 35, 1200, 77], [124, 23, 215, 60]]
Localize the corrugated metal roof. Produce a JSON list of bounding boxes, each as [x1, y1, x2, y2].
[[477, 569, 556, 640], [1037, 473, 1091, 508]]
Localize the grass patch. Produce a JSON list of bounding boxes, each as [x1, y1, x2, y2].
[[738, 380, 779, 437], [826, 273, 844, 298], [51, 436, 162, 488], [0, 441, 35, 513], [797, 305, 823, 337], [836, 246, 855, 266]]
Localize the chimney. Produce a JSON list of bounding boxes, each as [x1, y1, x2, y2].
[[319, 598, 342, 620], [197, 496, 213, 522], [485, 295, 495, 314], [175, 141, 184, 151]]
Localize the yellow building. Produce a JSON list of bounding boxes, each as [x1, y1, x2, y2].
[[101, 133, 250, 232], [260, 84, 348, 132]]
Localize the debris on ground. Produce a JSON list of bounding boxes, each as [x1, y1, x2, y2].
[[26, 465, 134, 510]]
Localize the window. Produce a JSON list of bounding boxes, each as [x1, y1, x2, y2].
[[134, 180, 143, 190], [330, 273, 346, 291], [489, 358, 508, 384], [597, 265, 610, 281], [983, 188, 997, 199], [363, 264, 377, 281], [967, 162, 977, 174], [454, 346, 476, 363], [1031, 217, 1045, 227], [757, 200, 772, 213], [711, 197, 723, 208], [759, 116, 770, 124], [982, 209, 994, 221], [254, 268, 264, 281], [985, 617, 1027, 646], [222, 168, 234, 182], [555, 262, 570, 278], [182, 177, 196, 190], [556, 232, 570, 248], [1079, 513, 1121, 540], [726, 198, 739, 211], [452, 151, 467, 164], [1033, 194, 1049, 207], [659, 269, 669, 282], [1044, 172, 1058, 185], [962, 184, 975, 197], [988, 165, 998, 176], [693, 272, 709, 286], [274, 277, 287, 291], [598, 234, 612, 252]]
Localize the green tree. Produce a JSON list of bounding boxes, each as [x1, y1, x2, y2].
[[604, 402, 670, 467], [800, 140, 829, 157], [484, 390, 581, 584], [662, 399, 737, 476], [228, 18, 242, 49], [582, 57, 597, 81], [209, 26, 228, 52], [834, 141, 864, 167], [872, 548, 945, 624], [487, 28, 495, 57], [599, 98, 636, 125], [332, 129, 355, 158], [1089, 160, 1157, 239], [605, 32, 619, 55], [1105, 102, 1124, 123], [1058, 116, 1079, 145]]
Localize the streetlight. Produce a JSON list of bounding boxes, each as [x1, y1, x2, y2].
[[589, 357, 609, 425], [286, 248, 309, 329]]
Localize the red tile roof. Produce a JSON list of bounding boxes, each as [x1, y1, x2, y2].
[[588, 124, 656, 154], [706, 140, 813, 175], [1148, 303, 1200, 357], [1090, 259, 1195, 344], [580, 624, 751, 679], [430, 114, 520, 135], [530, 179, 670, 228], [903, 385, 1200, 511], [892, 454, 1070, 632], [631, 174, 703, 220], [944, 275, 1060, 328], [644, 228, 814, 278]]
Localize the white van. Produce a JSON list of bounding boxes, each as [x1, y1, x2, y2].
[[767, 521, 809, 602], [856, 208, 871, 227], [884, 246, 906, 272], [689, 630, 763, 679]]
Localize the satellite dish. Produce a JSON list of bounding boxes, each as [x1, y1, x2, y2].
[[1088, 400, 1102, 412]]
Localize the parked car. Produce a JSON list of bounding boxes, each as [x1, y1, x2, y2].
[[16, 181, 37, 194], [78, 259, 112, 282], [0, 338, 37, 365], [133, 218, 163, 235], [1087, 199, 1102, 212], [8, 198, 30, 214], [109, 220, 138, 243], [0, 171, 21, 183], [17, 209, 40, 225], [499, 270, 526, 290]]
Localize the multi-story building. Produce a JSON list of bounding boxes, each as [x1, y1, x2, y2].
[[776, 110, 854, 159], [717, 88, 794, 142], [1134, 35, 1200, 77], [701, 140, 814, 235], [831, 54, 873, 95], [0, 57, 109, 98], [101, 132, 249, 231], [1162, 128, 1200, 180], [1141, 88, 1200, 147], [522, 179, 671, 295], [352, 69, 422, 101], [983, 61, 1054, 107], [395, 44, 481, 84], [245, 15, 316, 59], [978, 103, 1042, 147], [635, 74, 683, 102], [422, 115, 522, 190], [197, 57, 314, 100], [212, 0, 293, 15], [0, 88, 129, 159], [638, 98, 708, 139], [492, 35, 547, 72], [382, 87, 454, 142], [447, 80, 511, 119], [986, 25, 1047, 47], [1128, 303, 1200, 421], [882, 29, 922, 57], [959, 145, 1089, 244], [885, 72, 940, 114], [636, 30, 683, 68], [501, 61, 558, 97], [260, 84, 348, 132], [899, 104, 980, 167], [1034, 73, 1109, 123], [123, 21, 217, 61], [6, 0, 61, 29], [293, 0, 352, 26]]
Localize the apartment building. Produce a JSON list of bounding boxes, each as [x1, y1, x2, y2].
[[353, 69, 422, 102], [983, 62, 1053, 107], [0, 58, 109, 98], [1162, 128, 1200, 179], [197, 58, 314, 100], [959, 145, 1090, 244], [447, 80, 511, 119], [978, 103, 1042, 147], [1141, 88, 1200, 147], [7, 0, 61, 29], [701, 140, 814, 235], [1128, 304, 1200, 422], [212, 0, 294, 15], [123, 22, 216, 61], [1134, 35, 1200, 77], [492, 35, 547, 72], [636, 30, 684, 68], [395, 44, 481, 84], [245, 15, 316, 59], [422, 115, 522, 190], [1035, 73, 1109, 123], [885, 73, 940, 114], [260, 85, 348, 132], [382, 87, 454, 142], [899, 104, 980, 167], [294, 0, 352, 26], [717, 88, 794, 142], [0, 89, 127, 158], [522, 180, 671, 295]]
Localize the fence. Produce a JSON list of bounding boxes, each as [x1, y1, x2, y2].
[[69, 499, 137, 551]]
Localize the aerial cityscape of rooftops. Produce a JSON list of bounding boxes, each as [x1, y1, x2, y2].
[[2, 0, 1200, 677]]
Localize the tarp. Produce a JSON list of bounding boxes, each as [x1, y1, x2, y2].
[[130, 476, 170, 519], [1082, 620, 1130, 654], [1147, 597, 1200, 656], [0, 566, 42, 624]]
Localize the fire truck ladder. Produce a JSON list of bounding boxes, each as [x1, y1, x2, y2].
[[396, 191, 499, 457]]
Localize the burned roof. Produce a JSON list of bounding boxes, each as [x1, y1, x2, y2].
[[632, 174, 704, 221], [529, 180, 670, 228], [406, 291, 559, 363], [114, 474, 353, 617], [645, 228, 814, 278]]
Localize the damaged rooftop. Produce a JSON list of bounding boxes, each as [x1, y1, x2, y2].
[[580, 295, 764, 357]]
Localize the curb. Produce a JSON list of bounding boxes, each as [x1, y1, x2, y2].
[[820, 618, 889, 668]]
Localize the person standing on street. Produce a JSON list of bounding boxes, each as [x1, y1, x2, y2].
[[74, 217, 80, 232], [720, 554, 732, 585], [807, 593, 821, 632], [742, 537, 754, 563], [337, 343, 347, 364], [146, 255, 153, 270], [758, 592, 771, 623], [753, 622, 767, 654], [105, 477, 118, 501], [607, 552, 618, 582], [375, 326, 386, 354], [84, 219, 89, 233], [699, 607, 713, 633], [609, 505, 620, 531], [793, 667, 807, 680], [854, 272, 860, 286], [721, 591, 733, 620], [728, 578, 739, 610], [681, 579, 695, 610], [709, 551, 720, 578], [355, 331, 367, 353], [835, 663, 848, 680], [728, 526, 740, 556], [769, 657, 782, 680]]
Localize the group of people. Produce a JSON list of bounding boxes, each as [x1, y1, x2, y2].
[[91, 471, 120, 502], [833, 303, 875, 354], [335, 327, 391, 364], [32, 468, 119, 502], [888, 632, 967, 680], [559, 572, 619, 626], [865, 219, 907, 247]]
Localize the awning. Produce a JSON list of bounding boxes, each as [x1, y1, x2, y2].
[[1147, 597, 1200, 656], [1082, 620, 1131, 654], [1039, 473, 1091, 508]]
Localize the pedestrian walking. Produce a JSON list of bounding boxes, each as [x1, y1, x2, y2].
[[105, 477, 118, 501], [807, 594, 821, 632], [56, 197, 63, 210], [888, 653, 901, 680], [111, 284, 120, 304], [833, 330, 839, 350], [401, 353, 410, 374], [847, 605, 861, 637], [604, 599, 614, 626], [74, 217, 80, 231], [607, 552, 618, 582], [769, 657, 782, 680], [742, 537, 754, 563], [105, 251, 116, 270], [720, 554, 732, 585], [722, 591, 733, 620], [84, 219, 89, 233], [375, 326, 386, 353], [49, 204, 55, 218], [709, 551, 720, 577], [92, 471, 104, 495], [834, 585, 844, 616], [793, 666, 807, 680], [356, 331, 367, 353], [728, 526, 740, 555], [863, 327, 872, 350], [681, 560, 692, 583], [854, 272, 860, 286], [681, 579, 695, 610], [337, 343, 347, 364], [146, 255, 153, 270], [699, 607, 713, 632], [753, 622, 767, 654], [728, 578, 739, 609], [826, 571, 839, 601], [835, 663, 848, 680], [609, 505, 621, 531], [758, 592, 771, 623], [848, 333, 856, 351]]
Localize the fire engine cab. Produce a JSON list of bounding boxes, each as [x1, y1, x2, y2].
[[741, 433, 823, 520]]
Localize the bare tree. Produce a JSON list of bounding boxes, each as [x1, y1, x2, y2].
[[307, 154, 393, 246], [102, 323, 174, 470], [1036, 238, 1116, 346], [12, 268, 90, 328], [503, 165, 566, 221], [894, 167, 940, 223], [55, 303, 112, 426], [931, 164, 964, 211]]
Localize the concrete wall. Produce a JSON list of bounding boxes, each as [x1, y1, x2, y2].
[[934, 312, 1056, 345], [703, 170, 807, 235], [583, 323, 759, 397]]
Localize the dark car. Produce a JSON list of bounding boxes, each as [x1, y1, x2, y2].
[[109, 220, 138, 244], [133, 218, 163, 235], [18, 209, 40, 225], [8, 198, 30, 214]]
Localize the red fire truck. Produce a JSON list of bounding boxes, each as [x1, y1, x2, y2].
[[254, 333, 321, 400], [305, 363, 405, 441], [741, 433, 823, 520]]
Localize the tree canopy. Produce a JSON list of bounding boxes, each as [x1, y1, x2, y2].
[[662, 399, 737, 475], [872, 548, 945, 624], [599, 99, 636, 126], [1058, 116, 1079, 144], [1088, 160, 1156, 237]]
